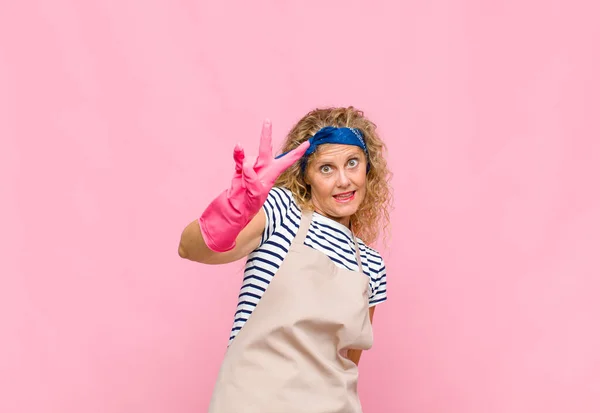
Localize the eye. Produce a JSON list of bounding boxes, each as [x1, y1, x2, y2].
[[320, 165, 332, 174], [347, 158, 359, 168]]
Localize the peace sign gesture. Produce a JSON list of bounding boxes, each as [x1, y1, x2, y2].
[[233, 119, 309, 193], [200, 119, 309, 252]]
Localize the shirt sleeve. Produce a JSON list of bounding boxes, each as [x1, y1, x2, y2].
[[259, 186, 294, 247], [369, 256, 388, 307]]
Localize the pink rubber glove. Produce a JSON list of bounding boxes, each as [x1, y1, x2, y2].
[[199, 119, 310, 252]]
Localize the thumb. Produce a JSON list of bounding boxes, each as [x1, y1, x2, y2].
[[233, 143, 245, 173], [241, 156, 261, 195]]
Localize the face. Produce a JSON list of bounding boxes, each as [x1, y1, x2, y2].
[[305, 144, 368, 228]]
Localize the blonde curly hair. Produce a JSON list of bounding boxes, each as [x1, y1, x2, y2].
[[275, 106, 393, 246]]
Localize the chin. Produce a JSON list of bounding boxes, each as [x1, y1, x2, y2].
[[313, 191, 365, 223], [329, 197, 362, 217]]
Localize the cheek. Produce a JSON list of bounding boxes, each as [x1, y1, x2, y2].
[[309, 175, 333, 197], [352, 173, 367, 191], [317, 180, 336, 197]]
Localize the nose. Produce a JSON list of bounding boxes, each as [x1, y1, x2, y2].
[[336, 170, 351, 188]]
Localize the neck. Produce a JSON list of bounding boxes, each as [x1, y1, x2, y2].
[[313, 208, 351, 229]]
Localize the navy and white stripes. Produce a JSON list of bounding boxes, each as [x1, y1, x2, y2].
[[228, 186, 388, 345]]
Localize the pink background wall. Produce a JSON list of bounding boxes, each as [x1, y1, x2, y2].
[[1, 0, 599, 412]]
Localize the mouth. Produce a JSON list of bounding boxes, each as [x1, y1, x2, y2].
[[333, 191, 356, 203]]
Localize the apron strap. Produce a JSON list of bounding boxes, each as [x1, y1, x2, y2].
[[294, 210, 313, 245], [349, 220, 364, 274], [352, 236, 364, 274], [353, 235, 371, 296]]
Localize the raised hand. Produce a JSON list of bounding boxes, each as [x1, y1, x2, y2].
[[199, 119, 309, 252], [234, 120, 309, 197]]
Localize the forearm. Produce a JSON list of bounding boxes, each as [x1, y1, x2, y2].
[[178, 219, 216, 263], [177, 120, 307, 264], [178, 209, 265, 265]]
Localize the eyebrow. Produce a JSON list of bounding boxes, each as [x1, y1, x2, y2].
[[315, 151, 362, 164]]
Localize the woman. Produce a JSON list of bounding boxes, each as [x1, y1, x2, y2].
[[178, 106, 391, 412]]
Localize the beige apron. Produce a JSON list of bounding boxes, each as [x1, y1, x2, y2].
[[208, 210, 374, 413]]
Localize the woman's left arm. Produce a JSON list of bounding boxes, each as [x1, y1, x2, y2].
[[347, 306, 376, 366]]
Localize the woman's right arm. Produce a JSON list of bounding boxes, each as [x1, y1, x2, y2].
[[177, 119, 308, 265], [178, 209, 266, 265]]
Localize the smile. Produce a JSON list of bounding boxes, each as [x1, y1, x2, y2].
[[333, 191, 356, 203]]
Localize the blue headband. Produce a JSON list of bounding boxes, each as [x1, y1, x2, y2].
[[277, 126, 370, 173]]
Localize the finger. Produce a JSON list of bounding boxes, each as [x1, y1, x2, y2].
[[273, 140, 310, 171], [233, 143, 245, 173], [255, 119, 273, 168], [241, 156, 260, 193]]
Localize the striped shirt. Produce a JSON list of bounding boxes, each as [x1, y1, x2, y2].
[[229, 186, 388, 345]]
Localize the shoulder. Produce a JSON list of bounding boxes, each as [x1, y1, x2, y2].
[[265, 186, 297, 207], [356, 238, 384, 262], [356, 239, 386, 275], [262, 186, 298, 217], [260, 186, 301, 246], [270, 185, 294, 198], [355, 240, 388, 306]]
